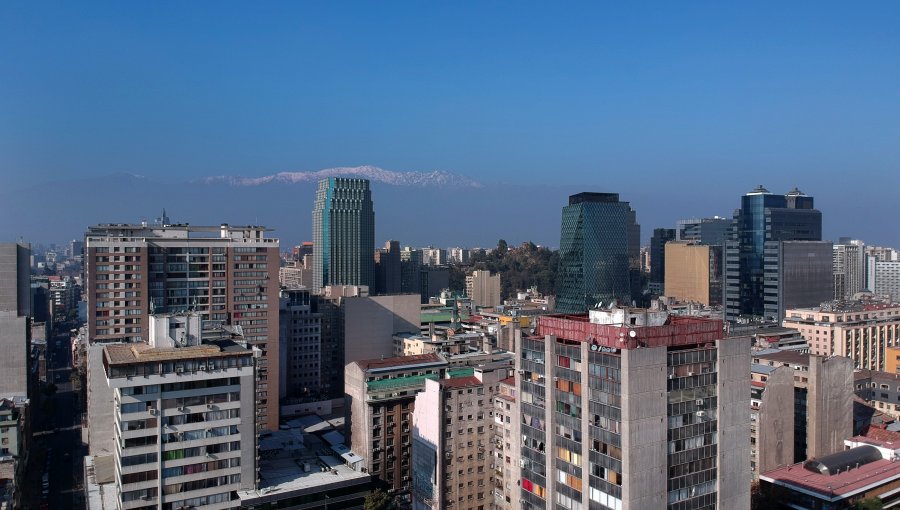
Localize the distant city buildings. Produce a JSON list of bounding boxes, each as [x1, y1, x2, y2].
[[312, 177, 375, 291], [675, 216, 731, 245], [833, 239, 867, 300], [556, 192, 641, 314], [724, 186, 831, 323]]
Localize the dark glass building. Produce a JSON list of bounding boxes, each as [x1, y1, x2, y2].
[[724, 186, 830, 322], [649, 227, 676, 296], [312, 178, 375, 291], [556, 192, 640, 314]]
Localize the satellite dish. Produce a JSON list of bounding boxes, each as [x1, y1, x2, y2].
[[628, 330, 636, 338]]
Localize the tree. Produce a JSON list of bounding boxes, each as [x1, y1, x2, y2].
[[496, 239, 508, 255], [852, 498, 884, 510], [364, 489, 393, 510]]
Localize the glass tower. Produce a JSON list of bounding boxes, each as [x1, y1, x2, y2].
[[556, 192, 640, 314], [312, 177, 375, 291], [724, 186, 824, 322]]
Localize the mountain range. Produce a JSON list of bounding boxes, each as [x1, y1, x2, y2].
[[0, 166, 888, 249]]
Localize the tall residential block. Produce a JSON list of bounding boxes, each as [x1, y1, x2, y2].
[[724, 186, 829, 323], [312, 178, 375, 291], [84, 223, 280, 432], [101, 313, 257, 509], [466, 270, 501, 308], [556, 193, 640, 314], [648, 228, 675, 296], [664, 242, 723, 306], [278, 288, 323, 400], [517, 308, 750, 510]]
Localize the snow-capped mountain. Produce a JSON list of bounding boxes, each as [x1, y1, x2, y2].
[[198, 165, 482, 188]]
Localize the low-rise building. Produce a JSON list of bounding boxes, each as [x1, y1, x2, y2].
[[783, 301, 900, 370]]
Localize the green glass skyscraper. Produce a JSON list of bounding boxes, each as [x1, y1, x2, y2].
[[312, 177, 375, 291], [556, 192, 641, 314]]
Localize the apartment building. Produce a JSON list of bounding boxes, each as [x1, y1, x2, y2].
[[783, 301, 900, 370], [84, 223, 280, 431], [516, 307, 750, 510], [102, 313, 257, 509]]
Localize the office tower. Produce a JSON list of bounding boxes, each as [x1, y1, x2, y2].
[[101, 313, 256, 509], [649, 228, 675, 295], [401, 247, 423, 296], [724, 186, 829, 323], [664, 242, 723, 306], [375, 240, 402, 295], [345, 353, 450, 492], [84, 223, 280, 432], [0, 243, 32, 397], [292, 241, 314, 262], [466, 270, 501, 308], [420, 266, 449, 304], [833, 240, 867, 300], [675, 217, 732, 245], [517, 308, 750, 509], [411, 362, 511, 510], [312, 178, 375, 291], [783, 301, 900, 370], [278, 288, 322, 399], [556, 193, 641, 314]]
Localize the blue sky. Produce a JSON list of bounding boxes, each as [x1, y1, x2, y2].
[[2, 2, 900, 244]]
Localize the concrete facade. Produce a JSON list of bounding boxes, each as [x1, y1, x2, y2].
[[466, 270, 501, 309], [750, 365, 795, 476], [807, 355, 855, 459], [0, 318, 29, 397], [516, 312, 750, 510], [0, 244, 31, 317], [343, 293, 421, 365]]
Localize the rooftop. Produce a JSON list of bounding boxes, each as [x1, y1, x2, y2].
[[104, 339, 250, 366], [752, 349, 809, 367], [535, 313, 723, 350], [354, 352, 446, 372], [761, 455, 900, 501], [440, 376, 482, 389]]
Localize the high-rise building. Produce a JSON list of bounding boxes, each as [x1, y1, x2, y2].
[[649, 228, 675, 296], [466, 270, 501, 308], [101, 313, 257, 509], [675, 217, 732, 245], [516, 307, 750, 509], [84, 223, 280, 431], [312, 178, 375, 291], [870, 260, 900, 302], [0, 243, 32, 398], [664, 242, 723, 306], [724, 186, 829, 323], [833, 240, 867, 300], [556, 193, 641, 314], [420, 266, 449, 305], [375, 240, 402, 295]]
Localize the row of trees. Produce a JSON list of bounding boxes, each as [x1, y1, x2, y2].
[[448, 240, 558, 301]]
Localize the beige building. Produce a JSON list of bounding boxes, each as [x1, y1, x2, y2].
[[411, 362, 511, 510], [663, 242, 723, 306], [466, 270, 501, 308], [783, 301, 900, 370], [493, 376, 519, 509]]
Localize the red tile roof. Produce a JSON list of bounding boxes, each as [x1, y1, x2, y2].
[[499, 376, 516, 386], [762, 458, 900, 500], [354, 353, 445, 371], [440, 376, 481, 389]]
